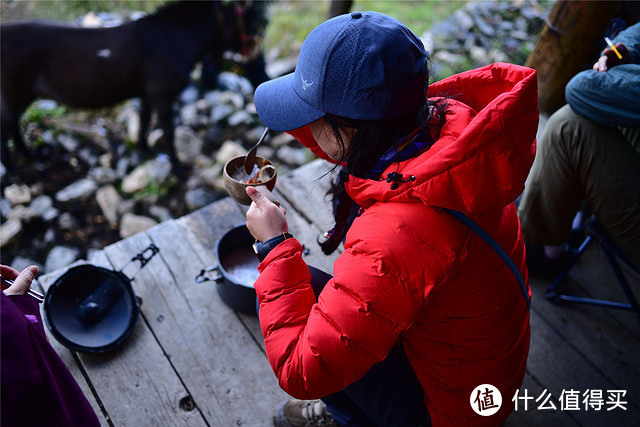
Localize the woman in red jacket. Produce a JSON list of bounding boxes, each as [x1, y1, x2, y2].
[[247, 11, 537, 426]]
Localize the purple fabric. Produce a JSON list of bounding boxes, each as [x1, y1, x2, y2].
[[1, 293, 100, 426]]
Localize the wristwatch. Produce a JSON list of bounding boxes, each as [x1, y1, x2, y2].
[[253, 233, 293, 261]]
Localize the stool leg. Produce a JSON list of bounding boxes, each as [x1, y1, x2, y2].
[[545, 236, 592, 302]]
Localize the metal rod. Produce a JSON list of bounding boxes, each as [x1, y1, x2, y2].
[[0, 276, 45, 303]]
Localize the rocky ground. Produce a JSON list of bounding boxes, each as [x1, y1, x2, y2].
[[0, 0, 551, 274]]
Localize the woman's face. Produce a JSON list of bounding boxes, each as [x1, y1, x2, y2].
[[309, 118, 355, 161]]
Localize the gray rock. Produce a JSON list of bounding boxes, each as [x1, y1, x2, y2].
[[4, 183, 32, 206], [1, 197, 12, 219], [266, 57, 297, 79], [96, 185, 122, 224], [89, 167, 119, 185], [58, 212, 80, 230], [45, 246, 81, 273], [210, 104, 235, 124], [115, 157, 130, 177], [37, 99, 58, 111], [219, 91, 245, 110], [469, 45, 490, 65], [119, 213, 157, 238], [43, 228, 56, 247], [216, 72, 254, 97], [192, 164, 223, 189], [185, 188, 217, 211], [121, 156, 172, 194], [29, 195, 53, 217], [55, 179, 98, 203], [57, 134, 80, 152], [0, 219, 22, 248], [453, 9, 474, 31], [175, 126, 203, 164], [179, 84, 200, 105], [149, 205, 173, 223], [270, 132, 295, 148], [127, 113, 140, 144], [117, 199, 136, 217], [0, 163, 5, 181], [78, 147, 99, 167], [7, 205, 37, 223], [215, 140, 246, 165], [10, 256, 44, 274], [277, 146, 309, 167], [227, 110, 252, 127], [147, 128, 164, 148], [41, 207, 60, 223], [180, 104, 200, 127]]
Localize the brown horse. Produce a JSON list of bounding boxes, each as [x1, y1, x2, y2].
[[0, 0, 266, 173]]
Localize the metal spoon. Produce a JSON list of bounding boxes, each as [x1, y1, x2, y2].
[[243, 127, 269, 174]]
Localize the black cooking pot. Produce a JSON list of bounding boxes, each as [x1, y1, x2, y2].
[[44, 244, 159, 353], [195, 225, 259, 315]]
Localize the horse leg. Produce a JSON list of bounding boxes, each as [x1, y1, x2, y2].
[[156, 100, 185, 174], [138, 100, 151, 154]]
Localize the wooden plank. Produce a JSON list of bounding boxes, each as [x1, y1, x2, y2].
[[504, 372, 578, 425], [176, 198, 266, 348], [68, 235, 206, 426], [37, 263, 111, 427], [144, 217, 289, 426], [524, 307, 639, 423]]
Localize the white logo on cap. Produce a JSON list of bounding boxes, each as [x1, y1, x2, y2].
[[301, 73, 314, 91]]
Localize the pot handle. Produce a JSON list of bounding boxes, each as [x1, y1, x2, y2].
[[195, 266, 224, 283], [119, 244, 160, 281]]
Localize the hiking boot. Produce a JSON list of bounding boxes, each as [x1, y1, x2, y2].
[[273, 399, 337, 427]]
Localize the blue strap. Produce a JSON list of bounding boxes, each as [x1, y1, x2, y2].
[[444, 208, 530, 310]]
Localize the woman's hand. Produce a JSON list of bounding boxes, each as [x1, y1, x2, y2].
[[593, 43, 629, 72], [245, 187, 288, 242], [1, 264, 39, 296]]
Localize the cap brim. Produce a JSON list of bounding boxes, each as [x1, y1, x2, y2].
[[254, 73, 325, 132]]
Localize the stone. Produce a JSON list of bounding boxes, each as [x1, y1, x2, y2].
[[185, 188, 217, 211], [179, 84, 200, 105], [89, 167, 119, 185], [1, 197, 11, 218], [29, 195, 53, 217], [219, 91, 244, 110], [127, 112, 140, 143], [55, 179, 98, 203], [277, 146, 310, 167], [119, 213, 157, 238], [121, 165, 148, 194], [149, 205, 173, 223], [10, 256, 44, 274], [117, 199, 136, 217], [210, 104, 235, 123], [469, 45, 490, 65], [57, 134, 80, 152], [96, 185, 122, 224], [4, 183, 32, 206], [216, 72, 254, 97], [7, 205, 37, 223], [227, 110, 252, 127], [180, 104, 200, 127], [175, 126, 203, 164], [215, 140, 246, 165], [0, 219, 22, 248], [41, 207, 60, 223], [45, 246, 81, 273], [58, 212, 80, 230], [147, 128, 164, 148], [270, 132, 295, 148]]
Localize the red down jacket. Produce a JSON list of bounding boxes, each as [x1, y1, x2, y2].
[[255, 63, 538, 426]]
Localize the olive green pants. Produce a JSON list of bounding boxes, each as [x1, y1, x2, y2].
[[518, 105, 640, 271]]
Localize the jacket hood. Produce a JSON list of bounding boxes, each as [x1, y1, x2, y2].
[[286, 63, 538, 214], [348, 63, 538, 213]]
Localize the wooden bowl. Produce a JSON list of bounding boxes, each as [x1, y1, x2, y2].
[[223, 156, 277, 205]]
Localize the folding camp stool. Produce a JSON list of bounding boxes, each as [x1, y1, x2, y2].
[[544, 217, 640, 323]]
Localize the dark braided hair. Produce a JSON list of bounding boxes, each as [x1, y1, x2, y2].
[[319, 61, 447, 255]]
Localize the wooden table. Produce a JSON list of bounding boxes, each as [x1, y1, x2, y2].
[[36, 159, 640, 426]]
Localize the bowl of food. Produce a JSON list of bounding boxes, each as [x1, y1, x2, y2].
[[223, 155, 277, 205]]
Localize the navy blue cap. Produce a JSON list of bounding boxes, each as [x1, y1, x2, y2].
[[254, 11, 428, 132]]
